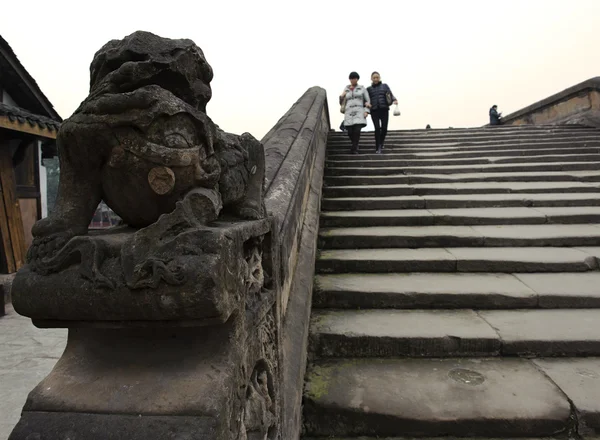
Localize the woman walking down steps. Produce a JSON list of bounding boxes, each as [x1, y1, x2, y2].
[[340, 71, 370, 154]]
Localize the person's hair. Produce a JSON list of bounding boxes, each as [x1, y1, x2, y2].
[[492, 105, 498, 108], [371, 71, 380, 77], [349, 71, 360, 80]]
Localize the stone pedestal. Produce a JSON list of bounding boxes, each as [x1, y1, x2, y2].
[[10, 218, 281, 440]]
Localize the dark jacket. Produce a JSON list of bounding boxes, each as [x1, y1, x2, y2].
[[367, 83, 396, 111], [489, 107, 501, 125]]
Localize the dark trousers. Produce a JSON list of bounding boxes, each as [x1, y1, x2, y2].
[[371, 108, 389, 148], [346, 125, 362, 152]]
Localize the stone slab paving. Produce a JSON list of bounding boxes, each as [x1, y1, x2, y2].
[[320, 224, 600, 248], [0, 304, 66, 439], [480, 309, 600, 356], [516, 273, 600, 308], [533, 358, 600, 434], [314, 273, 537, 309], [310, 309, 501, 357], [303, 358, 571, 437]]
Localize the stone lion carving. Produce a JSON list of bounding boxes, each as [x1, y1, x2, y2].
[[28, 31, 265, 269]]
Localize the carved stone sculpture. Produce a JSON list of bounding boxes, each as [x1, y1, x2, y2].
[[10, 31, 281, 440], [28, 30, 266, 273]]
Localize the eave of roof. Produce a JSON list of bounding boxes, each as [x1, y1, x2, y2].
[[0, 34, 62, 122]]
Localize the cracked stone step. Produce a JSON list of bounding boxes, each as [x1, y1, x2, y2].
[[326, 154, 600, 168], [310, 309, 600, 358], [320, 207, 600, 227], [533, 358, 600, 434], [479, 309, 600, 356], [318, 224, 600, 249], [309, 309, 501, 358], [324, 170, 600, 185], [303, 358, 571, 437], [313, 272, 600, 310], [316, 247, 599, 273], [323, 181, 600, 198], [326, 161, 600, 176], [322, 193, 600, 211]]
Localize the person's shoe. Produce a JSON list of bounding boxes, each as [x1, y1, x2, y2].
[[352, 150, 359, 155], [376, 146, 383, 154]]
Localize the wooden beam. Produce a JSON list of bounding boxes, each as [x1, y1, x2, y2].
[[0, 115, 57, 139], [0, 188, 16, 273], [0, 148, 27, 270]]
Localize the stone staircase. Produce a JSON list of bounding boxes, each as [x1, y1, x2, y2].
[[302, 125, 600, 439]]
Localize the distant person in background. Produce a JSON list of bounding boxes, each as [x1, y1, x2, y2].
[[340, 71, 370, 154], [426, 124, 431, 129], [489, 105, 502, 125], [367, 71, 398, 154]]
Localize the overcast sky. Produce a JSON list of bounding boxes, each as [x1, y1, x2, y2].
[[2, 0, 599, 139]]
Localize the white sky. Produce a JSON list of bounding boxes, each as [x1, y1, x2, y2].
[[2, 0, 599, 139]]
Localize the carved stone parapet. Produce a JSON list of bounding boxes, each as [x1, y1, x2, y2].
[[9, 30, 282, 440]]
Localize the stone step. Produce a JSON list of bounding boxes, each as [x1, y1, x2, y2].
[[324, 170, 600, 185], [313, 272, 600, 309], [327, 138, 600, 151], [303, 357, 573, 437], [323, 181, 600, 198], [326, 154, 600, 168], [318, 224, 600, 249], [316, 247, 599, 273], [309, 309, 600, 357], [327, 146, 600, 160], [326, 161, 600, 176], [328, 132, 600, 144], [320, 207, 600, 227], [322, 193, 600, 211]]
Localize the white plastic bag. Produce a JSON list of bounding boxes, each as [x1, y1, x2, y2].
[[393, 104, 401, 117]]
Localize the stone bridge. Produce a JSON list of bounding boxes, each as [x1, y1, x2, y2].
[[6, 31, 600, 440]]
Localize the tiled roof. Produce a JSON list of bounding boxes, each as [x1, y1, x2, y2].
[[0, 102, 60, 132], [0, 34, 62, 122]]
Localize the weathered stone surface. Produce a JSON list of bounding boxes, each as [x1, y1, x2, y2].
[[28, 30, 266, 256], [319, 226, 485, 249], [310, 310, 500, 357], [319, 224, 600, 249], [577, 246, 600, 259], [13, 217, 271, 322], [472, 224, 600, 247], [533, 358, 600, 434], [8, 31, 286, 440], [321, 195, 425, 211], [480, 309, 600, 356], [448, 247, 598, 272], [320, 209, 436, 227], [303, 358, 571, 437], [431, 207, 547, 224], [314, 273, 537, 309], [424, 193, 600, 209], [323, 184, 415, 198], [9, 412, 218, 440], [279, 103, 327, 439], [516, 273, 600, 308], [317, 248, 456, 273]]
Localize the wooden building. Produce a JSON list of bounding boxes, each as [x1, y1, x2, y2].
[[0, 35, 61, 274]]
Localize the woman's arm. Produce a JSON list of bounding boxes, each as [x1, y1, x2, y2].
[[339, 86, 349, 104], [364, 87, 371, 113], [387, 84, 398, 105]]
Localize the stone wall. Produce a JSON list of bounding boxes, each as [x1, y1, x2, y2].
[[262, 86, 330, 438], [501, 77, 600, 127]]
